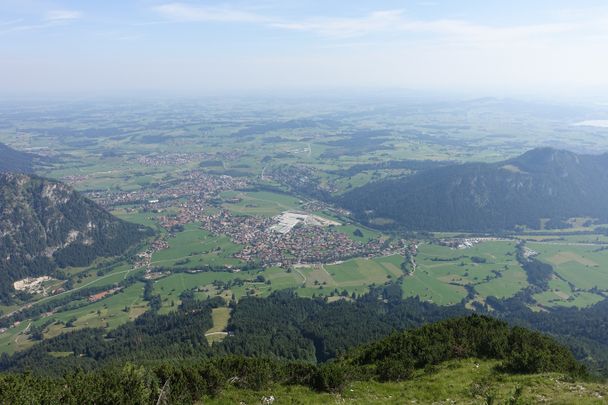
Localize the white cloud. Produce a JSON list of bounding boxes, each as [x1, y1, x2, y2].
[[272, 10, 405, 38], [0, 10, 82, 35], [45, 10, 82, 22], [153, 3, 266, 23], [272, 10, 577, 41], [153, 4, 581, 43], [0, 19, 23, 27]]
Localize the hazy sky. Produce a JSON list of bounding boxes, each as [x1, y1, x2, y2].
[[2, 0, 608, 98]]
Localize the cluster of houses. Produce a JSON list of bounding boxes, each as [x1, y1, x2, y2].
[[135, 152, 209, 167], [438, 238, 484, 249], [85, 170, 248, 208], [437, 237, 506, 249], [198, 209, 388, 266], [134, 238, 169, 269]]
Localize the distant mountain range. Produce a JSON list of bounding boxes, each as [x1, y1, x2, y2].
[[340, 148, 608, 231], [0, 172, 152, 303]]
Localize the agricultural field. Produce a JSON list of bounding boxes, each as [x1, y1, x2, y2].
[[154, 271, 240, 310], [4, 98, 608, 357], [519, 234, 608, 244], [0, 282, 148, 354], [152, 266, 305, 312], [68, 263, 137, 288], [401, 270, 468, 306], [48, 283, 148, 330], [111, 207, 171, 230], [205, 307, 231, 344], [402, 241, 527, 305], [534, 276, 604, 308], [294, 255, 403, 298], [0, 321, 35, 354], [151, 224, 243, 268], [221, 191, 304, 217], [334, 224, 383, 242], [528, 242, 608, 308], [282, 242, 527, 305]]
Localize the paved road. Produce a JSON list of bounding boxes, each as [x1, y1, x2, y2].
[[260, 165, 267, 180], [527, 241, 608, 247], [204, 331, 228, 337], [14, 322, 31, 344]]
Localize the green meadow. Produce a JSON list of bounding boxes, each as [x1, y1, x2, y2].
[[402, 241, 527, 305], [152, 267, 303, 312], [528, 242, 608, 307], [151, 224, 243, 268], [205, 307, 231, 344], [0, 283, 149, 354], [334, 223, 383, 242], [221, 191, 303, 217], [48, 283, 148, 330], [534, 275, 604, 308], [201, 358, 608, 405], [529, 243, 608, 290]]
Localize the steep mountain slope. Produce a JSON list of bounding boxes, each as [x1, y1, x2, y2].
[[0, 142, 37, 173], [0, 172, 153, 302], [340, 148, 608, 231]]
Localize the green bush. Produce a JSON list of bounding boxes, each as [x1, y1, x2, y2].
[[312, 362, 353, 393], [502, 327, 585, 376], [377, 358, 415, 381]]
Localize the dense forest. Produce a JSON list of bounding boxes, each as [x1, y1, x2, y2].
[[0, 173, 153, 303], [0, 288, 467, 373], [340, 148, 608, 231], [4, 285, 608, 377], [1, 296, 222, 375], [0, 314, 585, 404], [487, 293, 608, 375], [0, 142, 38, 173]]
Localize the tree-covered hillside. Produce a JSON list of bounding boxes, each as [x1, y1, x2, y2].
[[0, 289, 467, 373], [6, 286, 608, 376], [0, 142, 38, 173], [340, 148, 608, 231], [0, 314, 591, 404], [0, 173, 153, 303]]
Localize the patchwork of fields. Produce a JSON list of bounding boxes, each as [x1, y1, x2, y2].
[[530, 243, 608, 308], [221, 191, 303, 217], [403, 241, 528, 305], [151, 223, 243, 268], [5, 231, 608, 355], [296, 255, 404, 298], [4, 99, 608, 358]]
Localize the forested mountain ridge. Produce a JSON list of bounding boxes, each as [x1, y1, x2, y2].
[[340, 147, 608, 231], [0, 172, 152, 303], [0, 142, 38, 173]]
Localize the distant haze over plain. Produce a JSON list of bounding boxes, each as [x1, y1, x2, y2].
[[1, 0, 608, 100]]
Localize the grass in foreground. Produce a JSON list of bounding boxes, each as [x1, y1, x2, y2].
[[200, 359, 607, 404]]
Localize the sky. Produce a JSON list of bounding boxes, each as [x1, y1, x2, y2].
[[2, 0, 608, 98]]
